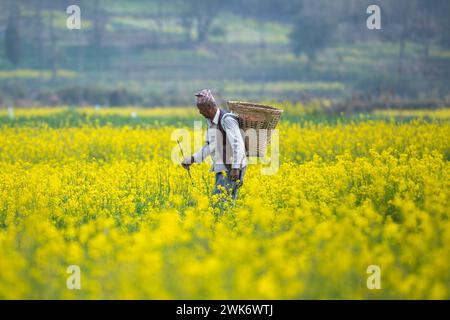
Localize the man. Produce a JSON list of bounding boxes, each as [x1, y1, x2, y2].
[[181, 89, 247, 201]]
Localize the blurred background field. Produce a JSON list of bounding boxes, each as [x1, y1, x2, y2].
[[1, 104, 450, 128], [0, 0, 449, 108]]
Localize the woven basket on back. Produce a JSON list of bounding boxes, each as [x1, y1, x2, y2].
[[227, 101, 283, 157]]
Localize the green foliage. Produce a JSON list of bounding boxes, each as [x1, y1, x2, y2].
[[290, 16, 333, 62], [5, 3, 21, 66], [0, 1, 449, 106]]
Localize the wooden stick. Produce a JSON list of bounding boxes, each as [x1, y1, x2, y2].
[[177, 139, 194, 186]]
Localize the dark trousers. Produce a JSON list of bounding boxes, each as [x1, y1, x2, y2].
[[212, 167, 246, 201]]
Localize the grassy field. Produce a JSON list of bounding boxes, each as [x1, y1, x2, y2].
[[6, 40, 449, 106], [2, 1, 450, 106], [0, 106, 449, 299]]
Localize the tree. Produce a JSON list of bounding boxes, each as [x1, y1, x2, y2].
[[48, 6, 58, 79], [382, 0, 448, 73], [391, 0, 412, 74], [91, 0, 108, 46], [434, 1, 450, 48], [289, 0, 335, 65], [32, 0, 44, 67], [412, 0, 450, 57], [5, 1, 21, 66], [179, 0, 223, 44], [411, 0, 440, 59], [290, 16, 334, 63]]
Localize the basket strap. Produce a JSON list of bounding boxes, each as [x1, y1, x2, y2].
[[218, 109, 238, 171], [221, 112, 239, 124]]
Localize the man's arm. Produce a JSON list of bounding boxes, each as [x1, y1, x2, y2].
[[191, 142, 210, 164], [181, 128, 210, 169], [181, 142, 209, 169], [222, 115, 246, 170]]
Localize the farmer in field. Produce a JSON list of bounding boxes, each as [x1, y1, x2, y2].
[[181, 89, 247, 201]]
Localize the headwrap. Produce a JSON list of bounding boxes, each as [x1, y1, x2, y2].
[[195, 89, 216, 106]]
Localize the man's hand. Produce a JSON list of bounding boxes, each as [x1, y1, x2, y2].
[[181, 156, 194, 170], [230, 168, 240, 182]]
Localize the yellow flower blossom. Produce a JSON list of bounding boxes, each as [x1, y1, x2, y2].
[[0, 107, 448, 299]]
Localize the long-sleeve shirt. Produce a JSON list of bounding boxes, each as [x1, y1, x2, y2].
[[192, 108, 247, 173]]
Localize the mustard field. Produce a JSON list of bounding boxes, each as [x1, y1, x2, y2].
[[0, 107, 449, 299]]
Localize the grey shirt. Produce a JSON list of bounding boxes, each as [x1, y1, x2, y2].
[[192, 109, 247, 172]]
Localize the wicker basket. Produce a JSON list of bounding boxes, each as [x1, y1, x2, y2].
[[227, 101, 283, 157]]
